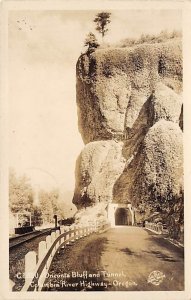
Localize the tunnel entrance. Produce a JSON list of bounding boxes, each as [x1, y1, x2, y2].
[[107, 203, 135, 227], [115, 208, 128, 226]]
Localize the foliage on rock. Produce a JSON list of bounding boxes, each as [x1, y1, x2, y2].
[[132, 121, 183, 241], [115, 30, 182, 48], [74, 35, 183, 241], [133, 120, 183, 203], [76, 38, 182, 144], [84, 32, 100, 54]]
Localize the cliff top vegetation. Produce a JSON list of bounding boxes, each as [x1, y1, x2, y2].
[[113, 30, 182, 48]]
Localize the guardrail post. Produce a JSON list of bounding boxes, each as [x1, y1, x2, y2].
[[51, 231, 56, 242], [83, 226, 86, 236], [82, 227, 85, 237], [51, 232, 56, 254], [81, 226, 84, 237], [66, 228, 70, 245], [46, 235, 51, 249], [79, 226, 82, 238], [56, 229, 60, 238], [81, 226, 84, 238], [60, 227, 65, 234], [45, 236, 52, 269], [24, 251, 37, 289], [70, 225, 75, 242], [38, 241, 47, 289], [38, 241, 47, 262], [56, 230, 60, 248], [60, 227, 65, 246], [75, 226, 80, 240]]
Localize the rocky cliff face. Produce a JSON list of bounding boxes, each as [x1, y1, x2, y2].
[[73, 38, 183, 236], [76, 39, 182, 144], [73, 140, 126, 209]]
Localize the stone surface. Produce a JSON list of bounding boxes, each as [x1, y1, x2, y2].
[[76, 39, 182, 144], [73, 38, 183, 233], [113, 120, 183, 206], [150, 82, 182, 124], [73, 140, 126, 209]]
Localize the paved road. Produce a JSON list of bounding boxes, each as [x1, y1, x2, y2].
[[98, 226, 184, 291], [44, 226, 184, 291]]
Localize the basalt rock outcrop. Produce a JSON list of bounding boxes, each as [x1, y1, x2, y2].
[[73, 140, 126, 208], [73, 38, 183, 239]]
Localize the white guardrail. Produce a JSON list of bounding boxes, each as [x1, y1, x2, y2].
[[18, 220, 110, 291], [145, 222, 164, 235]]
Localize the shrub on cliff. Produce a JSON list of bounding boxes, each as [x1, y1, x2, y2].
[[117, 30, 182, 48], [84, 32, 100, 54]]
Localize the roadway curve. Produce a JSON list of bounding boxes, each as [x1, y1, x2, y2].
[[43, 226, 184, 291]]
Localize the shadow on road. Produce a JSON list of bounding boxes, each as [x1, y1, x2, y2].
[[42, 235, 110, 291], [120, 247, 136, 255], [146, 234, 184, 259], [143, 250, 179, 262]]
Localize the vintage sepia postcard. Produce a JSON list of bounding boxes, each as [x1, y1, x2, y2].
[[0, 1, 191, 300]]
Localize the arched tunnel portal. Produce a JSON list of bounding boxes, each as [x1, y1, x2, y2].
[[107, 203, 135, 227]]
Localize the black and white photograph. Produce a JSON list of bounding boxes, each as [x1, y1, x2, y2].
[[0, 1, 191, 299]]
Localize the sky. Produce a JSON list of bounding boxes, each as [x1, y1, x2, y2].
[[8, 9, 182, 196]]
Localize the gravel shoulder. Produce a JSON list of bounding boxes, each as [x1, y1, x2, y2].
[[9, 232, 51, 291]]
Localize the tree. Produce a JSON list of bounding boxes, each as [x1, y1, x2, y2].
[[32, 206, 43, 226], [84, 32, 100, 53], [9, 169, 33, 214], [39, 189, 54, 224], [38, 188, 65, 224], [94, 12, 111, 40]]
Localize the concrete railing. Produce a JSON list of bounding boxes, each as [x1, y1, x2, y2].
[[21, 221, 110, 291], [145, 222, 163, 234]]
